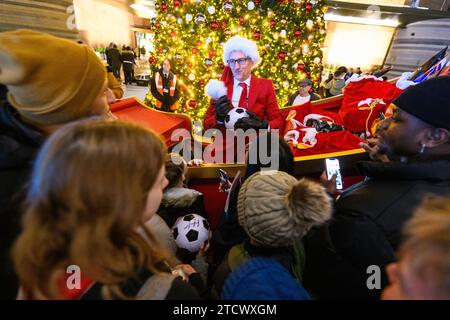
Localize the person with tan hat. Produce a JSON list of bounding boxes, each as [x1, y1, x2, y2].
[[0, 29, 111, 299], [212, 171, 332, 296]]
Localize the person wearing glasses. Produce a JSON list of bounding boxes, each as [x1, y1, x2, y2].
[[203, 35, 283, 131], [286, 78, 321, 107]]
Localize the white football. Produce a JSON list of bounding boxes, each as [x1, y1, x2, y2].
[[172, 214, 210, 253], [224, 107, 250, 129]]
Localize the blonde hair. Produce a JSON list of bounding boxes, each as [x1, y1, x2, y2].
[[399, 195, 450, 299], [13, 120, 168, 299]]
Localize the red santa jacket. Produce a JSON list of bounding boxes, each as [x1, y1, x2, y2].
[[203, 67, 284, 131]]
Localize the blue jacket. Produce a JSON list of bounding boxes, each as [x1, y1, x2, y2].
[[222, 257, 311, 300]]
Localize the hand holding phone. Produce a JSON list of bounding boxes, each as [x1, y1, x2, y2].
[[325, 158, 343, 190], [219, 169, 231, 193]]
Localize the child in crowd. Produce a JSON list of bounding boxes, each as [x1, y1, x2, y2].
[[212, 171, 333, 297], [211, 133, 295, 264], [13, 120, 206, 300], [158, 153, 207, 228]]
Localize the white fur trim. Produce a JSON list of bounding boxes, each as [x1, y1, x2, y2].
[[290, 118, 303, 129], [396, 72, 417, 90], [357, 98, 386, 107], [222, 35, 261, 67], [284, 130, 300, 146], [300, 128, 318, 146], [347, 75, 383, 85], [205, 79, 227, 100]]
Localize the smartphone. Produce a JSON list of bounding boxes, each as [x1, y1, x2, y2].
[[325, 158, 343, 190], [219, 169, 230, 192]]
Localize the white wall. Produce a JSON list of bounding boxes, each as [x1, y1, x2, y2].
[[73, 0, 134, 47], [323, 21, 395, 71]]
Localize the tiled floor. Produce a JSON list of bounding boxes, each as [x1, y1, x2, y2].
[[122, 83, 149, 102]]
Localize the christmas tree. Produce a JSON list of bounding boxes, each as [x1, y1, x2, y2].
[[146, 0, 327, 124]]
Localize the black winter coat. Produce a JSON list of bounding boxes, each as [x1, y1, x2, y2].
[[0, 102, 45, 299], [303, 159, 450, 300]]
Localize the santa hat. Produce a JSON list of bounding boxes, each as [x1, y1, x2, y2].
[[222, 35, 261, 67]]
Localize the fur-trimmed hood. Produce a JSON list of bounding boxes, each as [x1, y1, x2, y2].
[[161, 187, 203, 208]]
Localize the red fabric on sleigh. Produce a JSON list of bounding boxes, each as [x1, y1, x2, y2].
[[289, 131, 363, 157], [283, 102, 363, 157], [339, 77, 403, 133]]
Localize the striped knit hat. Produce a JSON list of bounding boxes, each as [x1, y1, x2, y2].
[[237, 171, 332, 247]]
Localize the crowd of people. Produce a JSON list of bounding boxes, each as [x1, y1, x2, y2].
[[0, 29, 449, 301]]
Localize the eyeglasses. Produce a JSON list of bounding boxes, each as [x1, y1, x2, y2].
[[227, 57, 250, 67]]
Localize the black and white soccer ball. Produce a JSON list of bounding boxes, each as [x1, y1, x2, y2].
[[172, 214, 210, 253], [224, 107, 250, 129]]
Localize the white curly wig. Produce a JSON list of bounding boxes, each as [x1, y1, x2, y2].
[[222, 35, 261, 68]]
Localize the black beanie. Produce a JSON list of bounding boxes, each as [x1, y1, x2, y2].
[[392, 76, 450, 131]]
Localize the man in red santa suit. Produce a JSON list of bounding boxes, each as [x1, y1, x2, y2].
[[203, 35, 283, 131]]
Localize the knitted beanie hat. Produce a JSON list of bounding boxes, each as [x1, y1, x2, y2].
[[0, 29, 106, 125], [392, 76, 450, 131], [237, 171, 332, 247]]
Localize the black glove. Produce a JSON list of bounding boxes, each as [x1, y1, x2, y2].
[[234, 111, 269, 130], [215, 95, 231, 123]]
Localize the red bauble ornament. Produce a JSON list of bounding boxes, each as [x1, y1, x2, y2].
[[306, 71, 311, 77], [210, 21, 219, 30], [161, 3, 168, 11], [188, 100, 197, 108], [170, 31, 177, 37], [199, 79, 205, 86], [255, 0, 262, 4], [297, 63, 305, 71], [270, 19, 276, 29], [187, 62, 193, 68], [277, 51, 287, 60], [181, 102, 188, 110], [158, 48, 163, 53], [294, 30, 302, 38], [155, 22, 161, 29], [305, 3, 313, 13], [182, 0, 190, 3], [221, 21, 227, 30], [238, 17, 245, 25], [148, 56, 156, 64], [208, 50, 215, 58], [192, 48, 199, 54], [173, 0, 181, 8], [220, 64, 225, 70], [252, 30, 261, 40], [196, 40, 202, 46]]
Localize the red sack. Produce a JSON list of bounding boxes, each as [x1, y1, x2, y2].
[[339, 77, 403, 134]]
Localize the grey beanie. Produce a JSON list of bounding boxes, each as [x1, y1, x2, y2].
[[237, 171, 332, 248]]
